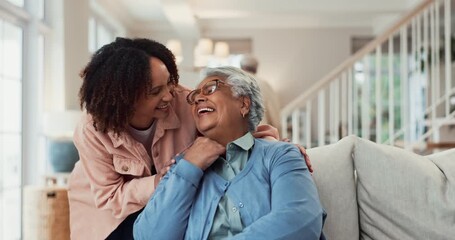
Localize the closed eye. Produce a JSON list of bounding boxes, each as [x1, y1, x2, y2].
[[147, 87, 162, 96]]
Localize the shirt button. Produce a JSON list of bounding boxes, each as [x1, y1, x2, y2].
[[122, 165, 129, 172], [232, 207, 237, 213], [239, 202, 244, 208]]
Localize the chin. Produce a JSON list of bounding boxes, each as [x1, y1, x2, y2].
[[195, 124, 215, 137], [154, 110, 169, 119]]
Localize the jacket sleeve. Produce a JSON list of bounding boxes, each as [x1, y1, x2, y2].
[[232, 145, 325, 240], [74, 121, 155, 219], [133, 156, 203, 240]]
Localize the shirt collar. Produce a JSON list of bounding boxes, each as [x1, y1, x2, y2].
[[230, 132, 254, 151]]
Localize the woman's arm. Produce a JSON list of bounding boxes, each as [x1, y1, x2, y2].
[[134, 136, 224, 239], [74, 123, 156, 219], [232, 144, 324, 239], [133, 157, 203, 240]]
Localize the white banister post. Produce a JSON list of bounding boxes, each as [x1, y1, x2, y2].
[[411, 18, 417, 142], [361, 57, 370, 140], [375, 46, 382, 143], [388, 37, 395, 145], [424, 8, 429, 123], [305, 101, 312, 148], [435, 0, 441, 111], [334, 78, 340, 142], [318, 90, 325, 146], [444, 0, 451, 117], [341, 72, 347, 138], [401, 26, 410, 148], [291, 109, 301, 144], [281, 113, 288, 139], [430, 4, 438, 142], [329, 81, 335, 142], [348, 68, 354, 135]]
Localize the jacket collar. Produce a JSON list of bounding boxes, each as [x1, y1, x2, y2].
[[108, 105, 181, 148]]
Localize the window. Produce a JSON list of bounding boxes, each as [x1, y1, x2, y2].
[[0, 18, 23, 240], [0, 0, 47, 239], [89, 16, 115, 53]]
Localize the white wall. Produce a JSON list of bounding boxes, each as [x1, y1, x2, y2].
[[63, 0, 91, 110], [77, 4, 381, 132], [133, 27, 372, 107], [204, 27, 372, 107]]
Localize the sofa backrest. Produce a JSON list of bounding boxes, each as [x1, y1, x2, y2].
[[309, 135, 455, 240], [308, 136, 359, 240]]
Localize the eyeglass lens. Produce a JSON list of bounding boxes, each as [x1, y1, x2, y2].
[[187, 80, 220, 104]]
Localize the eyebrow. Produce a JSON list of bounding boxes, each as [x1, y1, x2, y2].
[[149, 78, 173, 91]]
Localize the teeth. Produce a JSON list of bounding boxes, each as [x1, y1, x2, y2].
[[157, 104, 168, 109], [198, 107, 214, 114]]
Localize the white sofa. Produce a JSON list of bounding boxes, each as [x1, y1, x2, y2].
[[308, 135, 455, 240]]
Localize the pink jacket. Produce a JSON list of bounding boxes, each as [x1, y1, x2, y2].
[[67, 87, 197, 240]]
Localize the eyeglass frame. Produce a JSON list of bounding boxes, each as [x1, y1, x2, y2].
[[186, 79, 227, 105]]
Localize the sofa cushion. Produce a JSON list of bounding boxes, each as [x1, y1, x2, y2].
[[354, 137, 455, 240], [308, 135, 359, 240]]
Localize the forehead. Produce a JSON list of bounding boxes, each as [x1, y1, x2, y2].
[[149, 57, 169, 83], [197, 75, 225, 88]]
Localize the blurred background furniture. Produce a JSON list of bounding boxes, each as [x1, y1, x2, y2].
[[23, 176, 70, 240]]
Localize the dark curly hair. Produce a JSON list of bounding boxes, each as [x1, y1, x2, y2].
[[79, 37, 179, 134]]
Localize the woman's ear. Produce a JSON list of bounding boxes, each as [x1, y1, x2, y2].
[[240, 96, 251, 116]]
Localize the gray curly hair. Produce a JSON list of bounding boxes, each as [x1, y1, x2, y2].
[[199, 66, 264, 132]]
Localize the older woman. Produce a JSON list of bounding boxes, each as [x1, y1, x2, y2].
[[133, 66, 326, 239], [68, 38, 282, 240]]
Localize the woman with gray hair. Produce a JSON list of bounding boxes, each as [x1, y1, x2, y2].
[[134, 66, 326, 239]]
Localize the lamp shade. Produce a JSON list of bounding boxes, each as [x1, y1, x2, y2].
[[42, 110, 82, 139], [166, 39, 183, 64], [196, 38, 214, 55], [214, 41, 230, 58]]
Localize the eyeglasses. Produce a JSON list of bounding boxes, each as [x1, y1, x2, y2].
[[186, 79, 226, 105]]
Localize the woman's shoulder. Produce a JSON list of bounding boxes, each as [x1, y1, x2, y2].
[[74, 112, 114, 141], [255, 138, 296, 150], [254, 139, 300, 159], [252, 139, 306, 170]]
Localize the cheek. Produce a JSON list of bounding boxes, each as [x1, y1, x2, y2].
[[137, 98, 159, 112]]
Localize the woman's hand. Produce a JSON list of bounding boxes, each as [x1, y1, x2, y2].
[[154, 158, 175, 188], [282, 138, 313, 173], [296, 144, 313, 173], [183, 137, 225, 170], [253, 124, 279, 140]]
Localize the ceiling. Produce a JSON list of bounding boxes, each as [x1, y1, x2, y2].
[[96, 0, 422, 37]]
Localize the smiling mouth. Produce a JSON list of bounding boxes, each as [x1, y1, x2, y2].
[[198, 107, 214, 115], [157, 104, 169, 109]]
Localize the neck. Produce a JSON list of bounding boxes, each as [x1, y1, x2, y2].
[[129, 118, 155, 130], [210, 127, 248, 147]]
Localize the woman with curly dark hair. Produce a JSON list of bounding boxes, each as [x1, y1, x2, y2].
[[67, 37, 198, 240], [67, 37, 306, 240]]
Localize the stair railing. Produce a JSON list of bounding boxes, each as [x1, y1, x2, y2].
[[281, 0, 455, 150]]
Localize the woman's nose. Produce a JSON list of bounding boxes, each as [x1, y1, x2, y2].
[[194, 93, 207, 104], [162, 85, 174, 101]]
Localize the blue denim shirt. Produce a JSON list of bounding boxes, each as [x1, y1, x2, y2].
[[134, 139, 326, 240]]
